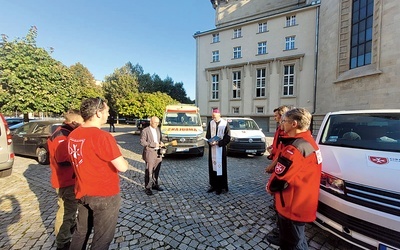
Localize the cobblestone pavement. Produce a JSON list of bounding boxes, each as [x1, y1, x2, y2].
[[0, 125, 360, 250]]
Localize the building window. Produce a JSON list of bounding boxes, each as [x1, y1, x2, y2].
[[232, 107, 240, 114], [233, 46, 242, 59], [212, 33, 220, 43], [256, 68, 266, 97], [285, 36, 295, 50], [211, 74, 219, 100], [233, 28, 242, 38], [283, 65, 295, 96], [212, 51, 219, 62], [256, 106, 264, 114], [232, 71, 241, 99], [286, 15, 296, 27], [350, 0, 373, 69], [257, 41, 267, 55], [258, 22, 268, 33]]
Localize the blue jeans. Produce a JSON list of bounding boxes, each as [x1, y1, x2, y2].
[[69, 194, 121, 250], [277, 214, 308, 250]]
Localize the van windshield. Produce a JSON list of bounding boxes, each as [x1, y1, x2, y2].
[[163, 112, 202, 126], [320, 113, 400, 152], [227, 119, 260, 130]]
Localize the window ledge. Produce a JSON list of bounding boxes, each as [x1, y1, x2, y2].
[[335, 64, 382, 83]]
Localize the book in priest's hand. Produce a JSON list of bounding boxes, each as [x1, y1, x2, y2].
[[203, 135, 221, 143]]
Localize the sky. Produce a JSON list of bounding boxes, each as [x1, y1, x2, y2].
[[0, 1, 217, 100]]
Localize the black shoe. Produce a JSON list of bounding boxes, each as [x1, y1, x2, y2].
[[215, 189, 222, 195], [152, 185, 163, 191], [207, 187, 216, 193], [145, 189, 153, 195], [272, 227, 279, 236], [266, 234, 280, 246]]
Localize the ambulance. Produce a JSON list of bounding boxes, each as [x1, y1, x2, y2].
[[161, 104, 206, 157]]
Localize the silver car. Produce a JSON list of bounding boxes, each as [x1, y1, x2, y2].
[[0, 114, 15, 177]]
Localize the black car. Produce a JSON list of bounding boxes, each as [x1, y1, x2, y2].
[[9, 122, 25, 132], [12, 120, 63, 164], [136, 119, 150, 130]]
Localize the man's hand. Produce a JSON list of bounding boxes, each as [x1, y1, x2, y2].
[[266, 145, 273, 154], [265, 158, 278, 173], [265, 164, 274, 173]]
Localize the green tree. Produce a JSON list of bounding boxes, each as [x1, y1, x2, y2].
[[102, 62, 139, 114], [69, 62, 103, 102], [162, 77, 193, 104], [0, 27, 79, 117], [130, 63, 194, 104], [119, 92, 178, 119]]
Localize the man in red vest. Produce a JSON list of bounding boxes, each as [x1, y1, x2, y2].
[[48, 109, 83, 250], [266, 108, 322, 249]]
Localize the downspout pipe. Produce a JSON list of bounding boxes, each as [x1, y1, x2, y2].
[[313, 4, 320, 115], [311, 3, 320, 134]]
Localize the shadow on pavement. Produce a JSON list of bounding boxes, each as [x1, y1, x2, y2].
[[0, 194, 21, 249], [23, 163, 56, 246]]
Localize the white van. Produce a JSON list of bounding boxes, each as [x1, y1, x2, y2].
[[314, 110, 400, 250], [225, 117, 266, 156], [161, 104, 205, 157], [0, 114, 14, 177]]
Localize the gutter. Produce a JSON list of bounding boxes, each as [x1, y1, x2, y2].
[[312, 1, 320, 114]]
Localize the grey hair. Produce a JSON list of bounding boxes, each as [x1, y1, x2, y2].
[[284, 107, 312, 130]]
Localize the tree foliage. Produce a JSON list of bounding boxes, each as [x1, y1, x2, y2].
[[0, 27, 79, 116], [69, 62, 103, 102], [102, 62, 139, 114], [0, 28, 194, 119], [118, 92, 178, 119], [129, 62, 193, 104]]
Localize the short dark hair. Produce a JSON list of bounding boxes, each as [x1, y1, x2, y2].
[[274, 105, 291, 116], [80, 97, 106, 122], [64, 109, 81, 123]]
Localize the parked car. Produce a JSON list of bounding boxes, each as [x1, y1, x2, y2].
[[126, 118, 137, 125], [136, 119, 150, 131], [12, 120, 63, 164], [0, 114, 14, 177], [225, 117, 266, 156], [6, 117, 24, 127], [9, 122, 25, 133], [314, 110, 400, 250]]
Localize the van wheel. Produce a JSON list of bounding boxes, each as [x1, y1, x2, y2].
[[37, 148, 49, 165]]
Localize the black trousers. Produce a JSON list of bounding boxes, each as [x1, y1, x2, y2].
[[70, 194, 121, 250]]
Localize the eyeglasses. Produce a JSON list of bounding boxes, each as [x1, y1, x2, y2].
[[95, 97, 104, 111]]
